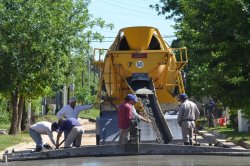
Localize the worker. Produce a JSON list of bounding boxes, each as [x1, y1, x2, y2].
[[208, 99, 216, 127], [55, 118, 84, 149], [56, 96, 93, 146], [29, 121, 58, 152], [56, 96, 93, 120], [118, 94, 149, 144], [177, 93, 200, 145]]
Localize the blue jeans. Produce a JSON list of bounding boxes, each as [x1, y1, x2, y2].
[[29, 129, 43, 149]]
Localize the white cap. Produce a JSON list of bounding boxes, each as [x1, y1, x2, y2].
[[69, 97, 77, 103]]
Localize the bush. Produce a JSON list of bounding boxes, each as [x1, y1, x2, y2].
[[0, 110, 10, 124], [0, 97, 10, 124], [228, 109, 238, 131]]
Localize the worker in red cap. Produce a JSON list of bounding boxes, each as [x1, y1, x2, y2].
[[177, 93, 200, 145]]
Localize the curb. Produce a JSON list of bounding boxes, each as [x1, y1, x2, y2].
[[209, 130, 250, 149], [233, 140, 250, 149], [198, 130, 249, 149]]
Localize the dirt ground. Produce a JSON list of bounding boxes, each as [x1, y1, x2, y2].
[[0, 118, 96, 160]]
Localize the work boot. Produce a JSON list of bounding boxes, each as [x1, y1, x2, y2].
[[35, 146, 43, 152], [184, 142, 189, 145], [189, 141, 193, 145]]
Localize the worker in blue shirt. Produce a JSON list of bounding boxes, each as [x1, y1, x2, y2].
[[55, 118, 84, 148]]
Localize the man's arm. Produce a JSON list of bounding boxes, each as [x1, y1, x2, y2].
[[56, 107, 66, 119], [177, 106, 184, 126], [76, 104, 93, 114], [139, 115, 151, 123], [56, 131, 63, 149], [46, 128, 56, 146], [131, 106, 150, 123], [194, 104, 200, 120]]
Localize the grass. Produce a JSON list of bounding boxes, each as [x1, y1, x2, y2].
[[35, 108, 100, 122], [0, 123, 10, 130], [210, 126, 250, 143], [36, 114, 58, 123], [78, 108, 100, 120], [0, 133, 31, 152]]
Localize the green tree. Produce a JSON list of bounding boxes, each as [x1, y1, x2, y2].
[[0, 0, 112, 134], [152, 0, 250, 116]]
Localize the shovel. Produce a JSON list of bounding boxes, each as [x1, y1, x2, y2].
[[56, 139, 65, 150], [193, 126, 201, 146]]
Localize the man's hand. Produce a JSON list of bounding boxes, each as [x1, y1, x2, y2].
[[144, 117, 151, 123], [140, 116, 151, 123]]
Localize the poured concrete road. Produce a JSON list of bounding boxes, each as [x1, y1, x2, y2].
[[3, 143, 250, 162], [2, 155, 250, 166]]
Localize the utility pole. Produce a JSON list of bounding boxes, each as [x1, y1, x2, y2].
[[82, 70, 84, 88], [87, 36, 91, 88], [63, 84, 67, 106], [25, 99, 31, 131]]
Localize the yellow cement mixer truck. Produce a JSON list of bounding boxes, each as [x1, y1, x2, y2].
[[5, 27, 250, 162], [92, 26, 188, 145]]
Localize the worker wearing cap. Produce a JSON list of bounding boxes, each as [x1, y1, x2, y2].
[[29, 121, 58, 152], [56, 96, 93, 120], [118, 94, 149, 144], [177, 93, 200, 145]]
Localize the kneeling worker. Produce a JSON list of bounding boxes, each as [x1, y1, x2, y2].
[[55, 118, 84, 149], [29, 121, 58, 152]]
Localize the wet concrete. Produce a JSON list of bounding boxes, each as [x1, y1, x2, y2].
[[2, 155, 250, 166], [3, 143, 250, 162]]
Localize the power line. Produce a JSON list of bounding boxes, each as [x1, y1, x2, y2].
[[99, 0, 156, 16], [90, 41, 114, 42], [90, 35, 176, 42], [92, 35, 176, 39], [91, 28, 117, 34], [89, 0, 169, 25], [106, 0, 154, 11]]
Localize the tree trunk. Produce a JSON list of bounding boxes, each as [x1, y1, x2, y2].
[[21, 99, 27, 131], [8, 89, 25, 135], [9, 89, 19, 134]]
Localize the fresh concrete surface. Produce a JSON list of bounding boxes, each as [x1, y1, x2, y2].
[[3, 143, 250, 162]]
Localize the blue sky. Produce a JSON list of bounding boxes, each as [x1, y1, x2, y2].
[[88, 0, 176, 49]]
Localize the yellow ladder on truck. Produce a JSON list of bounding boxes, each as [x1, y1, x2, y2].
[[172, 47, 188, 94]]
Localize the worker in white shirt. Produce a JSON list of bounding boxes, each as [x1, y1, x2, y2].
[[56, 96, 93, 120], [29, 121, 58, 152]]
